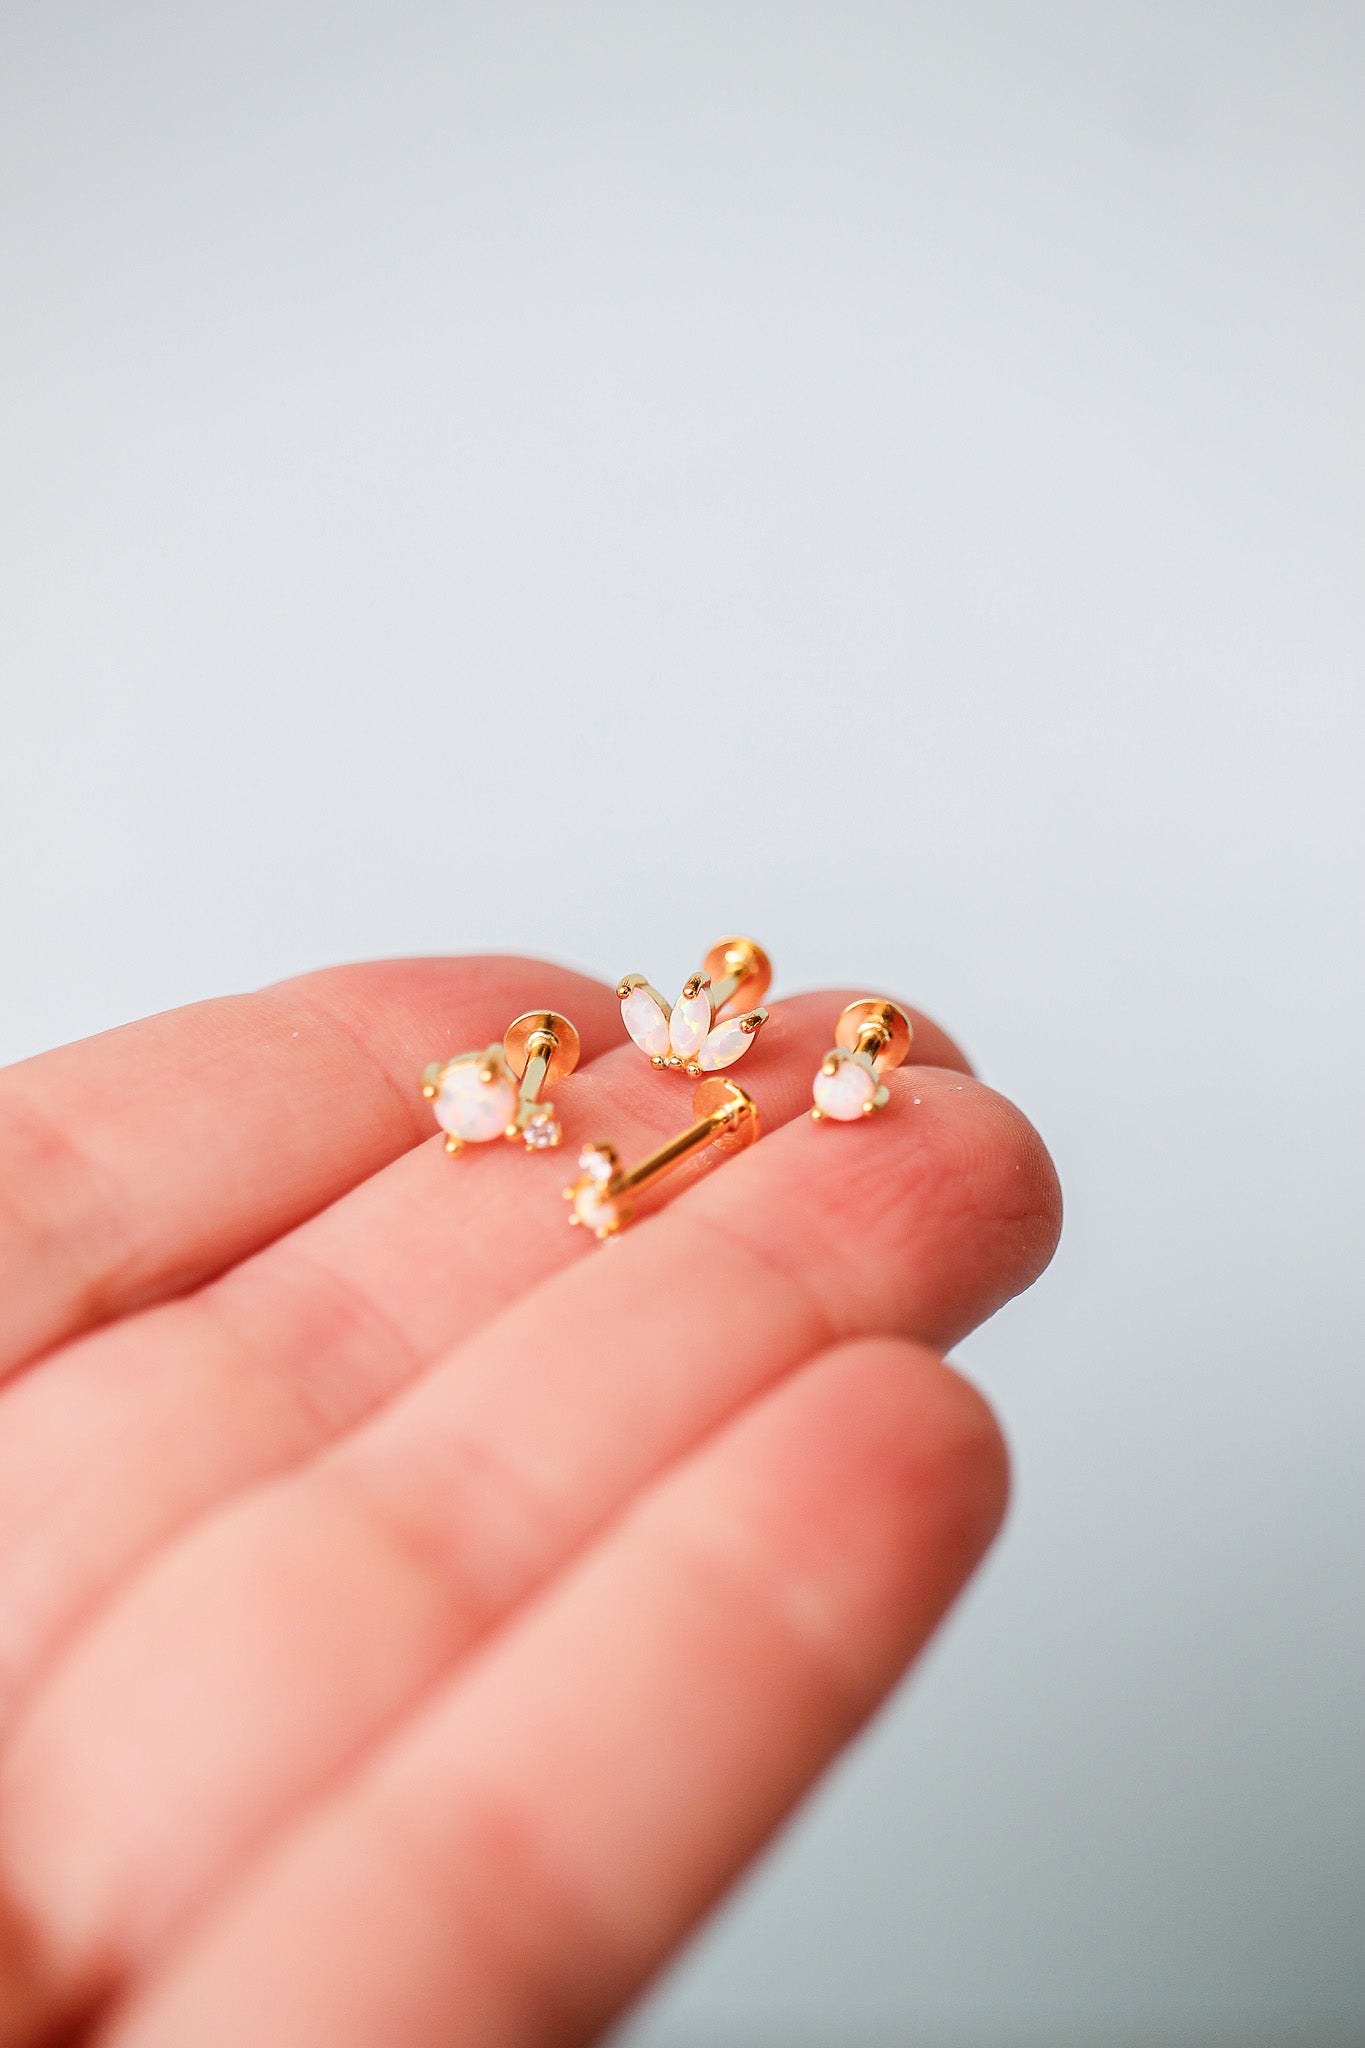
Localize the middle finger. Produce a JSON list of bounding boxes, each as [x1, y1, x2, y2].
[[0, 989, 947, 1728], [0, 1060, 1058, 2030]]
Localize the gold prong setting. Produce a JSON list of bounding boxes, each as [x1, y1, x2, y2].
[[422, 1010, 579, 1156], [564, 1143, 628, 1238], [617, 937, 772, 1076], [810, 1000, 912, 1124], [427, 1046, 520, 1150], [810, 1047, 881, 1122], [516, 1102, 562, 1151]]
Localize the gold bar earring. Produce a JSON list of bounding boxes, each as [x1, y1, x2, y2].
[[564, 1077, 759, 1239], [422, 1010, 581, 1154], [810, 998, 912, 1122]]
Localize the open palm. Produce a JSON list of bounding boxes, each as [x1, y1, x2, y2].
[[0, 955, 1060, 2045]]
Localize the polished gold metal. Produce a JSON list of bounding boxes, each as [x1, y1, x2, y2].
[[700, 935, 773, 1015], [421, 1009, 580, 1155], [563, 1077, 759, 1239], [501, 1010, 579, 1149], [835, 998, 913, 1069], [810, 998, 913, 1123], [615, 934, 772, 1076]]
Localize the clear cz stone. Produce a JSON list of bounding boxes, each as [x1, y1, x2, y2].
[[578, 1145, 615, 1183], [434, 1061, 519, 1142], [812, 1057, 877, 1121], [622, 987, 671, 1058], [669, 988, 712, 1061], [522, 1109, 561, 1150]]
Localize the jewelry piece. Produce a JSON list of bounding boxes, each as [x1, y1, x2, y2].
[[564, 1076, 759, 1238], [810, 998, 913, 1122], [616, 935, 771, 1076], [422, 1011, 580, 1155]]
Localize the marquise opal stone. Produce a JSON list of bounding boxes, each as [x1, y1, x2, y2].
[[812, 1057, 877, 1121], [434, 1061, 518, 1142], [669, 989, 712, 1061], [622, 987, 671, 1059], [697, 1020, 752, 1070]]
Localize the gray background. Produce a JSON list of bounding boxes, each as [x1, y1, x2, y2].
[[2, 4, 1363, 2043]]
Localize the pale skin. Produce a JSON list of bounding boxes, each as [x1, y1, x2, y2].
[[0, 955, 1061, 2046]]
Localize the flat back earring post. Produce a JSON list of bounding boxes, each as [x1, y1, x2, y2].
[[422, 1009, 580, 1154], [564, 1077, 759, 1239], [617, 933, 773, 1076], [699, 935, 771, 1016], [502, 1010, 581, 1150], [811, 998, 913, 1123]]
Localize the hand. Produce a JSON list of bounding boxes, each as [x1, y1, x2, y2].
[[0, 956, 1060, 2046]]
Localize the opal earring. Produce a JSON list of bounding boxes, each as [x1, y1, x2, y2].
[[422, 1011, 580, 1155], [564, 1077, 759, 1239], [617, 935, 772, 1076], [810, 999, 912, 1122]]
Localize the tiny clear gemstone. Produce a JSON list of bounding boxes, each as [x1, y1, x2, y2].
[[697, 1020, 754, 1071], [669, 988, 712, 1061], [523, 1110, 561, 1150], [812, 1057, 877, 1121], [622, 987, 671, 1058], [579, 1145, 614, 1182], [434, 1061, 518, 1142]]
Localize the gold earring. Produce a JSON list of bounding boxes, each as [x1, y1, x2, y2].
[[616, 934, 772, 1076], [564, 1077, 759, 1239], [422, 1011, 581, 1155], [810, 999, 912, 1122]]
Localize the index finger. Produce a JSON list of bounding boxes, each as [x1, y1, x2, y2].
[[0, 956, 622, 1378]]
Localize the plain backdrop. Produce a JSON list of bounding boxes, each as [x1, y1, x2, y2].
[[2, 5, 1363, 2044]]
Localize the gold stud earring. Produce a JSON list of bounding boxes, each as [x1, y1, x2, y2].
[[564, 1077, 759, 1239], [810, 998, 913, 1122], [616, 934, 772, 1076], [422, 1011, 581, 1155]]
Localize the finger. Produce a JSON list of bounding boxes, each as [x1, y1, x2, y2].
[[0, 955, 623, 1377], [0, 1065, 1057, 2027], [94, 1338, 1008, 2048], [0, 990, 956, 1725]]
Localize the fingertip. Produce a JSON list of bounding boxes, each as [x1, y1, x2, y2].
[[829, 1336, 1011, 1572], [970, 1083, 1065, 1298], [861, 1069, 1061, 1341], [721, 1335, 1010, 1713]]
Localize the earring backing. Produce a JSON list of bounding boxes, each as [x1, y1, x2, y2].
[[810, 999, 913, 1122], [422, 1010, 580, 1154], [564, 1076, 759, 1239], [617, 935, 772, 1076]]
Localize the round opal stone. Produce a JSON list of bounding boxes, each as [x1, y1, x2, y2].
[[434, 1061, 518, 1142], [697, 1020, 752, 1071], [812, 1058, 877, 1121], [622, 987, 671, 1059], [669, 988, 712, 1061], [573, 1182, 620, 1234]]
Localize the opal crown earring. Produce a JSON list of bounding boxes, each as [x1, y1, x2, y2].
[[811, 999, 912, 1122], [617, 935, 771, 1076], [423, 1010, 580, 1155], [564, 1076, 759, 1239]]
